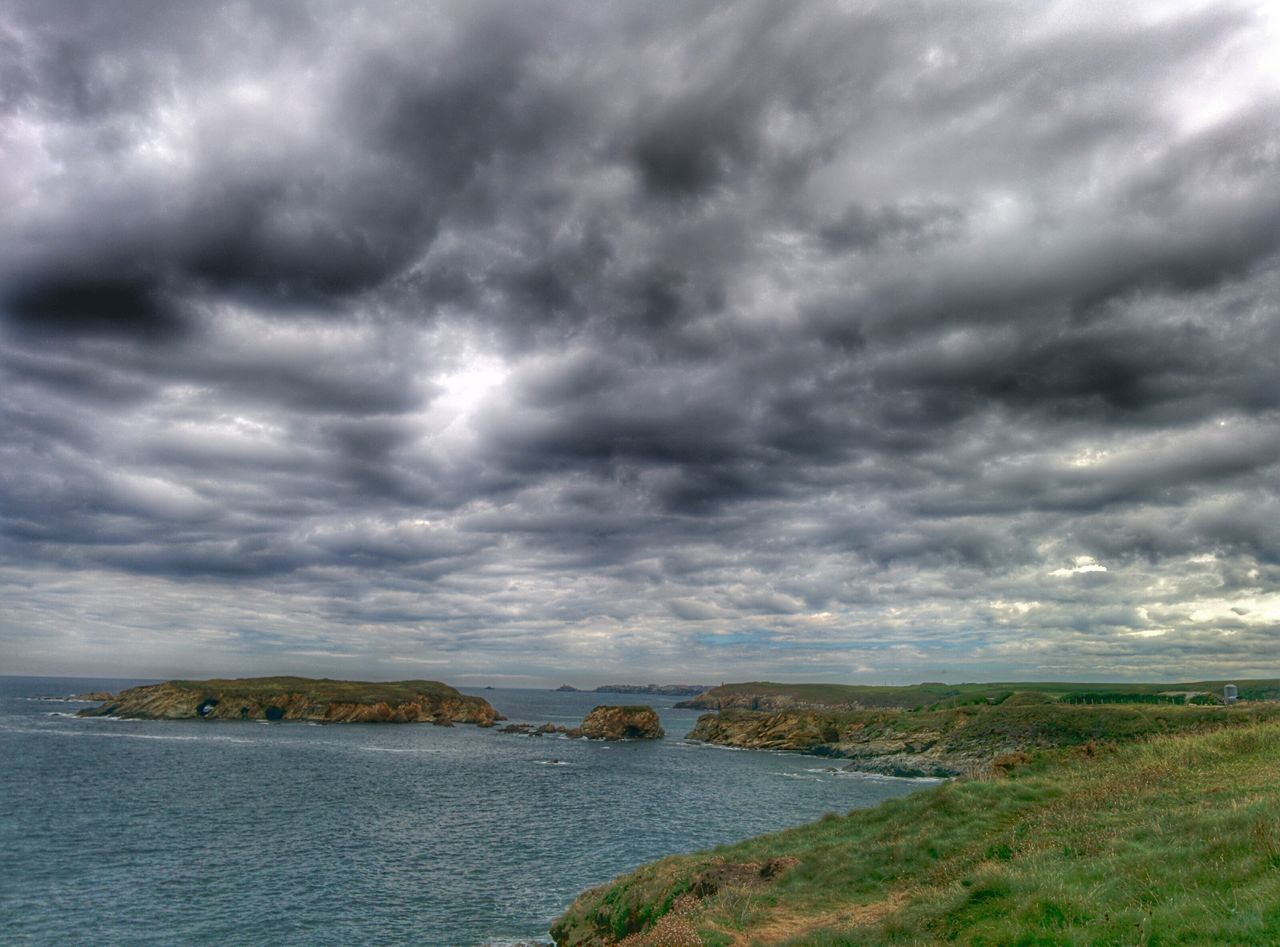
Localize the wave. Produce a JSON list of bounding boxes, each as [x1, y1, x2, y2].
[[675, 739, 748, 751], [0, 723, 259, 745], [831, 769, 946, 784]]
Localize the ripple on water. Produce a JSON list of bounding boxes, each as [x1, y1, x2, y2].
[[0, 681, 932, 946]]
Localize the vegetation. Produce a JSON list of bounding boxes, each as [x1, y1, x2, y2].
[[682, 679, 1280, 711], [554, 708, 1280, 945], [77, 676, 503, 724], [165, 676, 462, 702], [686, 700, 1280, 766]]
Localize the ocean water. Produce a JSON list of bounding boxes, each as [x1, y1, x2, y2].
[[0, 676, 935, 945]]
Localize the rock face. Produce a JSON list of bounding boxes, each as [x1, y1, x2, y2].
[[674, 684, 862, 711], [685, 709, 987, 777], [685, 701, 1266, 778], [574, 705, 664, 740], [77, 677, 504, 726]]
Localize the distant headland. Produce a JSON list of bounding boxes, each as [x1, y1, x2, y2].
[[553, 683, 710, 696], [77, 676, 504, 725]]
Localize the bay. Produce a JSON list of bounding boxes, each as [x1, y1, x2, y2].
[[0, 676, 933, 945]]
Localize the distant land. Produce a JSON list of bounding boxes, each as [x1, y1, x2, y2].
[[554, 683, 711, 696], [78, 676, 504, 725], [673, 678, 1278, 710]]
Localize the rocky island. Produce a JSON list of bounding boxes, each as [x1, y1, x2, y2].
[[577, 704, 664, 739], [77, 676, 504, 725], [498, 705, 664, 740]]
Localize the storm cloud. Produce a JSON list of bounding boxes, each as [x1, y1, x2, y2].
[[2, 0, 1279, 684]]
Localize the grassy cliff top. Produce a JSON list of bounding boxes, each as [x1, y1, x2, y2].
[[689, 678, 1280, 709], [553, 709, 1280, 945], [157, 676, 463, 703], [708, 699, 1280, 743]]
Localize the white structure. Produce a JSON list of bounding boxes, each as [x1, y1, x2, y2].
[[1224, 683, 1238, 704]]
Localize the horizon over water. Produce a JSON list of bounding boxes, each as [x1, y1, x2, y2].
[[0, 676, 935, 945]]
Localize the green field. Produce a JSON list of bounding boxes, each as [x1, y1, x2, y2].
[[553, 706, 1280, 945], [682, 679, 1280, 710]]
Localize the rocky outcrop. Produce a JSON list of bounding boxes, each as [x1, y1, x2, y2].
[[677, 691, 797, 711], [72, 691, 116, 701], [496, 706, 665, 740], [674, 685, 866, 711], [574, 705, 664, 740], [499, 722, 570, 736], [685, 710, 986, 776], [685, 701, 1265, 777], [77, 677, 504, 726]]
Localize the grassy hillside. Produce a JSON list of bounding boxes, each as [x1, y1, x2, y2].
[[680, 679, 1280, 711], [553, 711, 1280, 945]]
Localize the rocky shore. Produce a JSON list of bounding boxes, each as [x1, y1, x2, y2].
[[683, 699, 1255, 777], [77, 677, 504, 726], [685, 707, 979, 776]]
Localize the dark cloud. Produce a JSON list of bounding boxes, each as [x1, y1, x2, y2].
[[2, 0, 1279, 683]]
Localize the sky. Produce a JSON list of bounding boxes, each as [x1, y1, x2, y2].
[[2, 1, 1279, 686]]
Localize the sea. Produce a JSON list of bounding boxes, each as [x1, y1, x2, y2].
[[0, 676, 935, 946]]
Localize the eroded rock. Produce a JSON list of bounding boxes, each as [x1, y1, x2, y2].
[[573, 705, 664, 740]]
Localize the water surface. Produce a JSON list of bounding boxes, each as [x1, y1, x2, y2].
[[0, 676, 934, 945]]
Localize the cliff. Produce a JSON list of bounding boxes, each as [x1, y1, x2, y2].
[[685, 700, 1278, 777], [77, 676, 504, 725]]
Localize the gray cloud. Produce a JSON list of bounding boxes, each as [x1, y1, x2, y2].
[[2, 0, 1279, 684]]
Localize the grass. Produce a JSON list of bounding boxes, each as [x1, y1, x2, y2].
[[163, 676, 462, 703], [553, 711, 1280, 945], [687, 679, 1280, 710], [689, 701, 1280, 761]]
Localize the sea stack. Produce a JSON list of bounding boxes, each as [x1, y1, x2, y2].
[[574, 705, 664, 740]]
